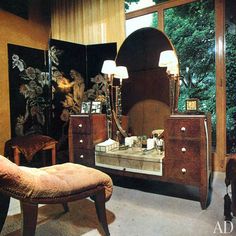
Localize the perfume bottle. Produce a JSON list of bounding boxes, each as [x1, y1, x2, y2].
[[156, 138, 164, 154]]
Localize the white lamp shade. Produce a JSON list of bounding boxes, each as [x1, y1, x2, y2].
[[114, 66, 129, 79], [158, 50, 178, 67], [167, 63, 179, 76], [101, 60, 116, 75]]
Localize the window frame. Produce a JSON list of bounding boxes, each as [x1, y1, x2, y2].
[[125, 0, 226, 170]]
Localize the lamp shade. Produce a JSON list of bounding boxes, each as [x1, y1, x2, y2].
[[101, 60, 116, 75], [167, 63, 179, 76], [114, 66, 129, 79], [158, 50, 178, 67]]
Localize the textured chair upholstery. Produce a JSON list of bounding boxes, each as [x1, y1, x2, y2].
[[0, 155, 113, 236], [4, 134, 57, 166]]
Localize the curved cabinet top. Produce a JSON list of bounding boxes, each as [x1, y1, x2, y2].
[[116, 27, 173, 72], [115, 27, 179, 135]]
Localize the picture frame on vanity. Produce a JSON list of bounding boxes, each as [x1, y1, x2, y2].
[[91, 101, 102, 114], [185, 98, 199, 113], [81, 101, 91, 114]]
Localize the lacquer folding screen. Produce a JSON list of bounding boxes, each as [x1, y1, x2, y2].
[[8, 40, 117, 160], [8, 44, 50, 138]]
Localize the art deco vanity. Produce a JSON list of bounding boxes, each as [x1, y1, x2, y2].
[[68, 28, 212, 209]]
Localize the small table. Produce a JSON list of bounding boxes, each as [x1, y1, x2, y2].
[[7, 135, 57, 166]]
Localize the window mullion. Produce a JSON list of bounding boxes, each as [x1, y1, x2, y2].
[[215, 0, 226, 170]]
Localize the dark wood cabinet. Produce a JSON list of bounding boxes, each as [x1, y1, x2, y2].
[[68, 114, 107, 167], [69, 113, 212, 209], [164, 114, 212, 209]]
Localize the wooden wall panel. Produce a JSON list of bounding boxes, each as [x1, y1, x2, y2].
[[0, 0, 50, 154]]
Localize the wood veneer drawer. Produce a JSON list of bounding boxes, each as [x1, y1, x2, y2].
[[72, 134, 93, 149], [165, 140, 201, 161], [166, 119, 201, 138], [74, 149, 95, 166], [70, 116, 91, 134], [164, 160, 200, 185]]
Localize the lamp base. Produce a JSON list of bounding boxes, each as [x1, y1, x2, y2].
[[169, 77, 177, 114]]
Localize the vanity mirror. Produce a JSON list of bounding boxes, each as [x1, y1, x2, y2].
[[115, 27, 180, 137]]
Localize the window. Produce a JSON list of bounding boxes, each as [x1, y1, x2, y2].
[[226, 0, 236, 153], [126, 12, 158, 37], [164, 0, 216, 145], [125, 0, 156, 13], [125, 0, 231, 159]]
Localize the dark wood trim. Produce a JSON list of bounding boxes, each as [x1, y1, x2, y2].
[[126, 5, 159, 20], [153, 0, 197, 10], [215, 0, 226, 171], [158, 9, 164, 31], [126, 0, 196, 20]]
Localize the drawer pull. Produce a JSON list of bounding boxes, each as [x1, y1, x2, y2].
[[79, 139, 83, 143], [181, 147, 186, 153], [180, 127, 186, 132], [80, 155, 84, 159], [78, 124, 83, 128], [181, 168, 187, 174]]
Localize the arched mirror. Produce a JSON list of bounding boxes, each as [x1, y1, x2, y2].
[[115, 27, 179, 136]]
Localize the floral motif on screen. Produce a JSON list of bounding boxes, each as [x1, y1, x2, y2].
[[49, 46, 85, 123], [49, 45, 107, 122], [84, 74, 107, 105], [12, 54, 50, 136]]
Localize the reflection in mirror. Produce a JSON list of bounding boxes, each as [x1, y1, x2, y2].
[[115, 27, 179, 137]]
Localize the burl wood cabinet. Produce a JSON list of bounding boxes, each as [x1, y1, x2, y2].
[[68, 114, 106, 167], [70, 28, 211, 209], [164, 114, 212, 209], [69, 113, 212, 209]]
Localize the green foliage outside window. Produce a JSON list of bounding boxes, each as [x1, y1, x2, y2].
[[164, 1, 216, 145], [125, 0, 236, 153], [226, 0, 236, 152]]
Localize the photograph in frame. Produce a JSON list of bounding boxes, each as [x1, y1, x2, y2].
[[81, 101, 91, 114], [91, 101, 102, 114]]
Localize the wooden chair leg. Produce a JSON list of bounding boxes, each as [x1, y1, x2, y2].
[[51, 144, 56, 165], [13, 147, 21, 166], [0, 193, 10, 233], [42, 151, 47, 166], [94, 189, 110, 236], [62, 203, 69, 212], [20, 201, 38, 236]]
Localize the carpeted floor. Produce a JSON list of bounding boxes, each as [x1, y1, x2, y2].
[[1, 172, 234, 236], [2, 199, 115, 236]]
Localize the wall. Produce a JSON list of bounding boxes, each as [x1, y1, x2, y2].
[[0, 0, 50, 154], [51, 0, 125, 49]]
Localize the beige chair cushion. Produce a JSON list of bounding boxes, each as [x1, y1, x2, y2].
[[0, 155, 112, 201]]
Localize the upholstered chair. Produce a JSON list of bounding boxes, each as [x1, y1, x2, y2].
[[0, 155, 113, 236]]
